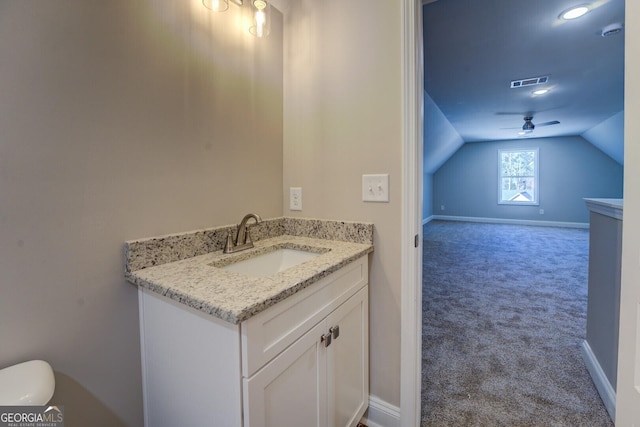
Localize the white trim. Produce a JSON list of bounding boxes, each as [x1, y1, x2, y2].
[[400, 1, 423, 427], [138, 288, 150, 427], [431, 215, 589, 229], [361, 396, 401, 427], [269, 0, 290, 15], [581, 340, 616, 422], [498, 148, 540, 206], [583, 198, 623, 220], [423, 215, 434, 225]]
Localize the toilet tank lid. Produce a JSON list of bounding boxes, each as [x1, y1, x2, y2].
[[0, 360, 55, 406]]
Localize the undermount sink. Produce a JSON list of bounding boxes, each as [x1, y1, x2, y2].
[[221, 248, 321, 277]]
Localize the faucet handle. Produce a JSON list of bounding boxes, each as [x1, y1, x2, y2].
[[244, 228, 254, 245], [223, 231, 235, 254]]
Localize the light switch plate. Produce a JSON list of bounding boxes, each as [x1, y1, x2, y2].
[[362, 174, 389, 202], [290, 187, 302, 211]]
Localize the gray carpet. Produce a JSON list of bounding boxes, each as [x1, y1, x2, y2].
[[421, 221, 613, 426]]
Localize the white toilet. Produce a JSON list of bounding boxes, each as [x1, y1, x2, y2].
[[0, 360, 55, 405]]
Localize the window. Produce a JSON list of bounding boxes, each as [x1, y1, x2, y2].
[[498, 148, 538, 205]]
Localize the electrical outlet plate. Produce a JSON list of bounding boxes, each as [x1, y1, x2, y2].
[[362, 174, 389, 202], [290, 187, 302, 211]]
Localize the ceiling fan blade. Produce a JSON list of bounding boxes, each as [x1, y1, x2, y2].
[[500, 126, 522, 130], [495, 107, 563, 117], [536, 120, 560, 127], [495, 111, 534, 116]]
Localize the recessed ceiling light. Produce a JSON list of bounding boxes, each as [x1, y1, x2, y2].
[[533, 89, 550, 96], [560, 5, 590, 20]]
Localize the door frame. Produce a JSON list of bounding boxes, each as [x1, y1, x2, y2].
[[399, 1, 637, 425], [400, 0, 423, 426], [615, 0, 639, 423]]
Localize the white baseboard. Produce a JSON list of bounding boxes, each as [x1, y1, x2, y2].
[[360, 395, 401, 427], [422, 215, 434, 225], [581, 340, 616, 422], [431, 215, 589, 229]]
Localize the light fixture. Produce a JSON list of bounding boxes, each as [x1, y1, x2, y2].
[[522, 117, 535, 133], [249, 0, 271, 38], [202, 0, 229, 12], [204, 0, 243, 10], [532, 89, 550, 96], [202, 0, 268, 38], [559, 5, 590, 20]]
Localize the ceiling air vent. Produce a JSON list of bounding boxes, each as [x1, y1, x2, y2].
[[510, 76, 549, 89], [601, 23, 623, 37]]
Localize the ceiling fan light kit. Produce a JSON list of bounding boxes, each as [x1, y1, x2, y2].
[[514, 116, 561, 135], [522, 117, 535, 132]]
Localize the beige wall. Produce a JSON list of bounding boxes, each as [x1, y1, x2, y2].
[[0, 1, 283, 425], [9, 0, 637, 423], [283, 0, 404, 407]]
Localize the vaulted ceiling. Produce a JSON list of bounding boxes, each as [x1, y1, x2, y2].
[[423, 0, 625, 173]]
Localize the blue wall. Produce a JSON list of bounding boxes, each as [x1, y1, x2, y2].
[[423, 91, 464, 174], [582, 111, 624, 165], [432, 136, 623, 224], [423, 172, 433, 221]]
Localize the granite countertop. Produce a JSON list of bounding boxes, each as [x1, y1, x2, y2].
[[124, 218, 374, 324]]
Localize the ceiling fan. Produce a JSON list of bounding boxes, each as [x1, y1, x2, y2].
[[503, 116, 560, 134], [521, 116, 560, 132]]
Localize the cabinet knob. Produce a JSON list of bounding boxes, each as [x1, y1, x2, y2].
[[321, 333, 332, 347], [330, 325, 340, 340]]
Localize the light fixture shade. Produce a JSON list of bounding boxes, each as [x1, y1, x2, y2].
[[560, 5, 590, 20], [522, 122, 535, 132], [203, 0, 229, 12], [532, 89, 550, 96], [249, 0, 271, 38]]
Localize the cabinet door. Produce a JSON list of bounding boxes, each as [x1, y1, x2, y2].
[[241, 257, 368, 378], [243, 320, 327, 427], [326, 286, 369, 427]]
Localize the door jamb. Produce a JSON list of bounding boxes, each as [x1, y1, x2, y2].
[[400, 0, 423, 426]]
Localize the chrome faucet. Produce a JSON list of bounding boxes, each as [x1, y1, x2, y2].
[[224, 213, 262, 254]]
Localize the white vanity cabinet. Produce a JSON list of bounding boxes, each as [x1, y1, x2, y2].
[[138, 255, 369, 427], [243, 285, 368, 427]]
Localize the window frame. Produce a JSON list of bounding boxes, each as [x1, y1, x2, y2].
[[498, 148, 539, 206]]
